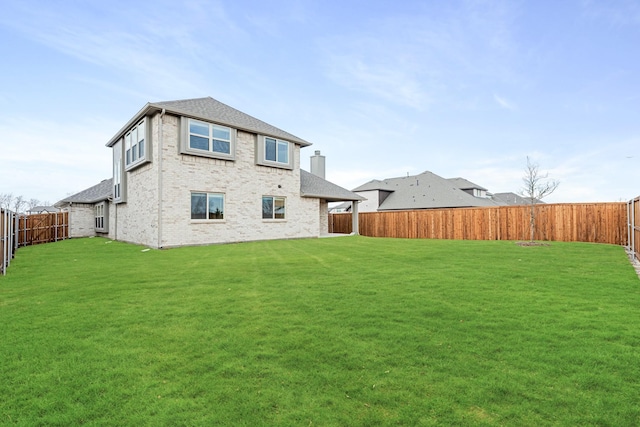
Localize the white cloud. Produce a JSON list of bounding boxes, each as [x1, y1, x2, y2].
[[493, 94, 518, 110]]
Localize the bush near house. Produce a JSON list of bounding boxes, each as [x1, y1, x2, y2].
[[1, 237, 639, 425]]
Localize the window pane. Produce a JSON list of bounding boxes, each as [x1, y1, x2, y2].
[[277, 141, 288, 164], [190, 135, 209, 151], [265, 138, 276, 161], [190, 120, 209, 136], [139, 140, 144, 158], [262, 196, 273, 219], [126, 149, 131, 165], [132, 142, 138, 161], [274, 197, 285, 219], [212, 139, 230, 154], [137, 121, 145, 142], [208, 194, 224, 220], [191, 193, 207, 219], [212, 125, 230, 140]]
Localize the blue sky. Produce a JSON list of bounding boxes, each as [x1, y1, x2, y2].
[[1, 0, 638, 204]]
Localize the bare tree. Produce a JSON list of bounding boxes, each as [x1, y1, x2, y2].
[[27, 198, 41, 211], [12, 195, 26, 214], [0, 193, 13, 210], [520, 156, 559, 242]]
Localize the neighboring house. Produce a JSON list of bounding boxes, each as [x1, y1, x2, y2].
[[491, 192, 544, 206], [329, 202, 352, 213], [56, 97, 362, 248], [27, 206, 60, 214], [353, 170, 504, 212], [446, 177, 490, 199]]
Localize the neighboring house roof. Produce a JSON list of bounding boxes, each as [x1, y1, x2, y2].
[[27, 206, 60, 213], [492, 192, 544, 205], [447, 177, 488, 191], [300, 170, 365, 202], [355, 171, 502, 210], [329, 201, 352, 212], [106, 97, 311, 147], [55, 179, 113, 206], [353, 179, 396, 192]]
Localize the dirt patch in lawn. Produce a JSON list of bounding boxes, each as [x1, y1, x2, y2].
[[515, 241, 550, 247]]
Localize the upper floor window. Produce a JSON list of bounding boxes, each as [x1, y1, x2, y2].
[[189, 119, 232, 154], [113, 157, 122, 201], [262, 196, 286, 220], [256, 135, 293, 170], [265, 137, 289, 164], [124, 118, 149, 171], [191, 192, 225, 220], [180, 117, 236, 161]]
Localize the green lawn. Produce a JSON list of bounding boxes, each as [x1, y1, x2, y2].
[[1, 236, 639, 426]]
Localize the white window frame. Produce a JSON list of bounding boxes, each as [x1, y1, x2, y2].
[[256, 135, 293, 170], [262, 196, 286, 220], [95, 201, 108, 232], [124, 118, 150, 171], [180, 117, 236, 161], [191, 192, 225, 221], [112, 139, 127, 203]]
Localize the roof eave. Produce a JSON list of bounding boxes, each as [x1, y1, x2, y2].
[[106, 102, 313, 148], [106, 103, 158, 147]]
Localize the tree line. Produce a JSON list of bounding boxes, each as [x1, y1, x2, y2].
[[0, 193, 52, 214]]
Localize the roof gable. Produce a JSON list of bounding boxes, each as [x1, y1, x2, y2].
[[107, 97, 311, 147], [447, 177, 488, 191]]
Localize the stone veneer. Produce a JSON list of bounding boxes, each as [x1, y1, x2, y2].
[[67, 204, 96, 238]]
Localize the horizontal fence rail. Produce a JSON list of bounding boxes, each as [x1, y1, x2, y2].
[[17, 212, 69, 247], [0, 210, 69, 276], [330, 202, 628, 245]]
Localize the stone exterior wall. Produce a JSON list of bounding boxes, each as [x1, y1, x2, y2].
[[319, 200, 329, 235], [66, 204, 96, 238], [109, 114, 161, 247], [158, 114, 319, 247], [111, 111, 321, 248]]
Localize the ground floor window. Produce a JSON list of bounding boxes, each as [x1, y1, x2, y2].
[[191, 192, 225, 220], [95, 201, 108, 232], [262, 196, 285, 219]]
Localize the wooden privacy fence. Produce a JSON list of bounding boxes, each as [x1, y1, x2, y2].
[[0, 210, 69, 276], [16, 212, 69, 247], [329, 202, 627, 245], [629, 197, 640, 262], [1, 208, 17, 275]]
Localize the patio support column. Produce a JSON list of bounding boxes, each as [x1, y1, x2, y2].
[[351, 201, 359, 235]]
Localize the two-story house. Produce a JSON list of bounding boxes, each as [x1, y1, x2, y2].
[[57, 97, 363, 247]]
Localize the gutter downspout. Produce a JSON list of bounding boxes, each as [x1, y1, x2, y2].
[[157, 108, 165, 249]]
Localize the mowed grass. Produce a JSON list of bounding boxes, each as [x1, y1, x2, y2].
[[1, 237, 639, 426]]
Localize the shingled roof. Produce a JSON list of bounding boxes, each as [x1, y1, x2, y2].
[[300, 170, 365, 202], [107, 97, 311, 147], [354, 171, 501, 210], [55, 179, 113, 206]]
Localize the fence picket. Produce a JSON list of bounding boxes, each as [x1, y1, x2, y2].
[[330, 202, 629, 245]]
